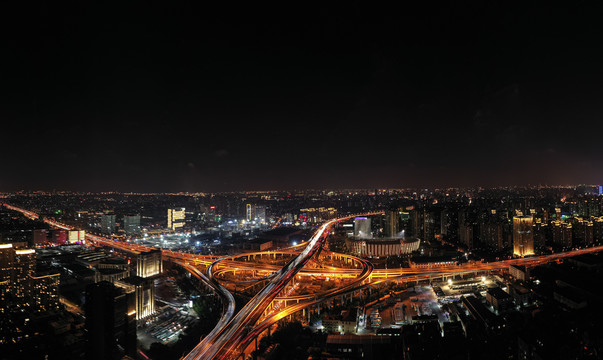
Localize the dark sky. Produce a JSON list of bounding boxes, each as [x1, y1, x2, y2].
[[2, 1, 603, 192]]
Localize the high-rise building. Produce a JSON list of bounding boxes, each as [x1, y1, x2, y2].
[[0, 245, 60, 314], [167, 208, 185, 231], [481, 220, 504, 251], [422, 210, 436, 241], [0, 243, 15, 284], [532, 218, 548, 249], [246, 204, 253, 221], [30, 271, 60, 312], [123, 215, 141, 236], [115, 276, 155, 320], [101, 214, 116, 234], [513, 216, 534, 256], [85, 281, 137, 360], [136, 250, 162, 278], [384, 210, 399, 238], [14, 249, 35, 300], [246, 204, 268, 222], [552, 220, 572, 248], [459, 222, 474, 249], [354, 217, 372, 239]]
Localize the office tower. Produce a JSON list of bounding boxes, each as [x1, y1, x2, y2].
[[354, 217, 372, 239], [123, 215, 141, 236], [116, 276, 155, 320], [384, 210, 399, 238], [167, 208, 185, 231], [101, 214, 117, 234], [33, 229, 48, 246], [136, 249, 162, 278], [513, 216, 534, 256], [85, 281, 137, 360]]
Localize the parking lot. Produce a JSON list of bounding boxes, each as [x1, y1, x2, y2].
[[138, 307, 199, 347]]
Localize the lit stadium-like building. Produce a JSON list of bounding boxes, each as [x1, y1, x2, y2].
[[345, 237, 421, 257]]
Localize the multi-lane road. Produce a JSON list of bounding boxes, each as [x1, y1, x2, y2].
[[4, 203, 603, 360]]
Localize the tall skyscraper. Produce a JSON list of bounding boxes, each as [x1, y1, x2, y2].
[[85, 281, 137, 360], [101, 214, 116, 234], [167, 208, 185, 231], [384, 210, 399, 238], [513, 215, 534, 256], [123, 215, 141, 236]]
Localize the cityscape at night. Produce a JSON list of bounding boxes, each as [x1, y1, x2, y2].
[[2, 2, 603, 360]]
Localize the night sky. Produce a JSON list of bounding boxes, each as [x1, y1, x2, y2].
[[2, 1, 603, 192]]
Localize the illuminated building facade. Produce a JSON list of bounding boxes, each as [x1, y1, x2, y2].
[[513, 216, 534, 256], [136, 249, 162, 278], [0, 245, 60, 313], [167, 208, 185, 230], [345, 237, 420, 257], [246, 204, 253, 221], [299, 207, 336, 223], [116, 276, 155, 320]]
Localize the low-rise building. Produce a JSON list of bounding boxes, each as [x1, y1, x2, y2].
[[509, 265, 530, 281], [486, 287, 513, 312]]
